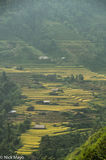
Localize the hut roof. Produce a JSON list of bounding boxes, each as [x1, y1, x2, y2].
[[43, 100, 50, 103], [33, 125, 46, 129], [9, 110, 16, 114], [52, 88, 59, 92], [39, 56, 49, 60]]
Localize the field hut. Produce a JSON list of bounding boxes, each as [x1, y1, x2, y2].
[[33, 124, 46, 129], [61, 57, 66, 60], [9, 110, 16, 114], [39, 56, 49, 60], [51, 88, 59, 92], [43, 100, 50, 104]]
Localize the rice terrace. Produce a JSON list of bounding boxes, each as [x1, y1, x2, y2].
[[0, 65, 105, 156], [0, 1, 106, 159]]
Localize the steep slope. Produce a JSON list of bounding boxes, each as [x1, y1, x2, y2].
[[66, 127, 106, 160], [0, 0, 106, 70], [0, 40, 44, 65]]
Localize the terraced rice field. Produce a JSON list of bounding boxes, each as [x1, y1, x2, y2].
[[0, 66, 106, 155], [1, 66, 106, 81], [17, 122, 70, 155]]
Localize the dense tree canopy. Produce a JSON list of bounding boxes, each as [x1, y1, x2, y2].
[[0, 0, 106, 70], [0, 72, 22, 154]]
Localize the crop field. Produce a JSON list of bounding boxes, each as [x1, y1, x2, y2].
[[1, 66, 106, 81], [0, 66, 106, 155], [17, 122, 70, 155]]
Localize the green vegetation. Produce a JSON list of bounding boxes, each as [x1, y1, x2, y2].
[[0, 72, 31, 155], [0, 67, 105, 159], [0, 72, 22, 154], [0, 0, 106, 159], [0, 71, 21, 112], [0, 0, 106, 70], [66, 127, 106, 160]]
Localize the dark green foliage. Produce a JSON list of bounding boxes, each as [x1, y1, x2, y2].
[[16, 66, 24, 70], [1, 71, 8, 82], [18, 119, 31, 134], [33, 74, 61, 82], [37, 132, 88, 160], [27, 106, 34, 111], [71, 127, 106, 160], [49, 92, 59, 96], [0, 72, 23, 155], [0, 0, 106, 70], [70, 74, 75, 82], [64, 74, 84, 83], [0, 72, 22, 112], [73, 103, 79, 106], [77, 74, 84, 81]]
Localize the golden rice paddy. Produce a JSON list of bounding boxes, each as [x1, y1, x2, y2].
[[1, 66, 106, 155], [17, 122, 70, 155]]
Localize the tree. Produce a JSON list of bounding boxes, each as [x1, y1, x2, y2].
[[70, 74, 75, 82], [76, 74, 84, 81], [0, 72, 8, 82], [78, 74, 84, 81], [0, 72, 22, 155], [27, 106, 34, 111]]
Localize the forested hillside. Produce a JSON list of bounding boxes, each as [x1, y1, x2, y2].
[[0, 0, 106, 70], [0, 72, 21, 154], [0, 72, 31, 155], [66, 127, 106, 160]]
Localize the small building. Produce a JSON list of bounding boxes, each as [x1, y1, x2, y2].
[[51, 88, 59, 92], [9, 110, 16, 114], [36, 100, 50, 105], [33, 125, 46, 129], [61, 57, 66, 60], [39, 56, 49, 60], [51, 88, 64, 93], [43, 100, 50, 104]]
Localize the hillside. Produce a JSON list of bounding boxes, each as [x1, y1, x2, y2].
[[66, 127, 106, 160], [0, 1, 106, 159], [0, 66, 105, 159], [0, 40, 43, 64], [0, 0, 106, 70]]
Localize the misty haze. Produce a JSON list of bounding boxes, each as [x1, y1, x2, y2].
[[0, 0, 106, 160]]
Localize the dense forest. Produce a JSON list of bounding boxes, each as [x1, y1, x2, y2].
[[0, 72, 21, 154], [66, 127, 106, 160], [0, 0, 106, 70]]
